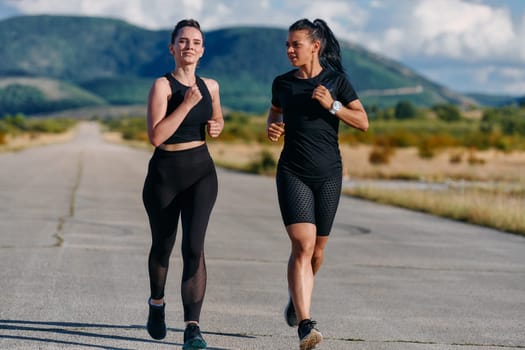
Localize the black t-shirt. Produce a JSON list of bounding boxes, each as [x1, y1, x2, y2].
[[271, 69, 358, 181]]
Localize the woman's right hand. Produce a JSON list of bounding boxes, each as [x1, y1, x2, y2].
[[267, 122, 285, 142], [184, 84, 203, 108]]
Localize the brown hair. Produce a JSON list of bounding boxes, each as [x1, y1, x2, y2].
[[170, 19, 203, 44]]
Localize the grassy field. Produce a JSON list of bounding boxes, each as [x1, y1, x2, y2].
[[345, 185, 524, 236]]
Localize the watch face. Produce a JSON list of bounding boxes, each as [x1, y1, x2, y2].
[[333, 101, 342, 110]]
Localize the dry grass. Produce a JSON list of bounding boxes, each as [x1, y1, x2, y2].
[[208, 141, 275, 167], [339, 144, 525, 183], [102, 131, 153, 150], [208, 141, 525, 235], [0, 129, 76, 153], [208, 141, 525, 183], [345, 186, 525, 236]]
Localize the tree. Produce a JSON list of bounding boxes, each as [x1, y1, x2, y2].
[[433, 103, 461, 122], [394, 100, 417, 119], [0, 84, 46, 115]]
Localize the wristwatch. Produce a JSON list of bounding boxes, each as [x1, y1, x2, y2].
[[329, 100, 342, 115]]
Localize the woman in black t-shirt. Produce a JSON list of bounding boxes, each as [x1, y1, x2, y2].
[[266, 18, 368, 350]]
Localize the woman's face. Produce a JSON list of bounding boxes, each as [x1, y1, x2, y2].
[[286, 29, 319, 67], [170, 26, 204, 65]]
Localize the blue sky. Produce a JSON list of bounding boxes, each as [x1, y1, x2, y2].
[[1, 0, 524, 96]]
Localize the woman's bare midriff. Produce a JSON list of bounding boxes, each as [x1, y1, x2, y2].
[[158, 140, 205, 151]]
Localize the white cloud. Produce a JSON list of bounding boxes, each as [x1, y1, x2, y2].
[[519, 12, 525, 59], [424, 64, 525, 95], [488, 66, 525, 95], [363, 0, 522, 62], [414, 0, 516, 59], [5, 0, 214, 29], [301, 1, 368, 29]]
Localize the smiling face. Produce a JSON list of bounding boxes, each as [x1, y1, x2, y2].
[[170, 26, 204, 65], [286, 29, 320, 67]]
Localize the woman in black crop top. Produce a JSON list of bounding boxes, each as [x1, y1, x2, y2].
[[266, 18, 368, 350], [142, 19, 223, 349]]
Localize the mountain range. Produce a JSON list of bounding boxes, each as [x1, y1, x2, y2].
[[0, 15, 520, 116]]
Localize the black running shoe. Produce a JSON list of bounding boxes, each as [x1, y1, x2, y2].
[[147, 302, 166, 340], [183, 323, 207, 349], [284, 297, 298, 327], [298, 319, 322, 350]]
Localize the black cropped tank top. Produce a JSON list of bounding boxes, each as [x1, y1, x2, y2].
[[163, 73, 213, 144]]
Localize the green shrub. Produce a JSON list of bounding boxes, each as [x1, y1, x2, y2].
[[247, 149, 277, 175], [369, 146, 394, 164], [449, 152, 462, 164], [27, 118, 76, 133], [433, 103, 462, 122], [394, 100, 417, 119], [467, 149, 486, 165]]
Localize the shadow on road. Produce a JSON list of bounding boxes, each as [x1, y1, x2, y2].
[[0, 319, 252, 349]]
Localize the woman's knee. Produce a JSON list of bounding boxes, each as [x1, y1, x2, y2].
[[290, 238, 316, 261], [288, 223, 317, 256], [312, 246, 324, 262], [311, 236, 329, 267]]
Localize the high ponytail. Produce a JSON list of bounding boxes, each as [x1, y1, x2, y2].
[[289, 18, 344, 74], [313, 19, 344, 74]]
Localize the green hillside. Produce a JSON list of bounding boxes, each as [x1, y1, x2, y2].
[[0, 77, 106, 115], [0, 15, 482, 115], [79, 77, 152, 105], [0, 15, 167, 80]]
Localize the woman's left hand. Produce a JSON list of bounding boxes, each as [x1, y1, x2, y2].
[[207, 119, 222, 138], [312, 84, 333, 110]]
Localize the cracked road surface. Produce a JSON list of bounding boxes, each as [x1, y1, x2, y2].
[[1, 122, 524, 349]]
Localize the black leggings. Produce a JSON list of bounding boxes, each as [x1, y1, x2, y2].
[[276, 167, 342, 236], [142, 144, 217, 322]]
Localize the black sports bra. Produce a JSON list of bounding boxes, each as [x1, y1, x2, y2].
[[163, 73, 213, 144]]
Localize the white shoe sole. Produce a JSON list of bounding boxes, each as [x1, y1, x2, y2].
[[300, 329, 323, 350]]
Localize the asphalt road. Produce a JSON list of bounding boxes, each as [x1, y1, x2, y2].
[[1, 122, 524, 350]]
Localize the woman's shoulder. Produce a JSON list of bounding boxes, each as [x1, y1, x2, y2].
[[323, 69, 355, 90], [150, 74, 171, 91], [198, 76, 219, 92], [152, 73, 172, 87], [277, 69, 297, 80], [322, 69, 347, 81], [199, 76, 218, 86], [273, 69, 298, 85]]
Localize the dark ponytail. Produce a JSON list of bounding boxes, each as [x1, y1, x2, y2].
[[313, 19, 344, 74], [289, 18, 344, 74]]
